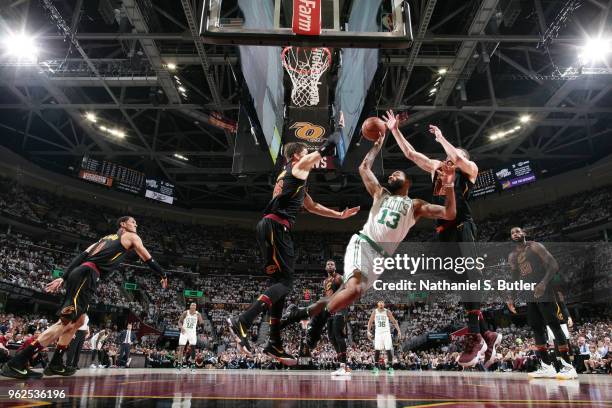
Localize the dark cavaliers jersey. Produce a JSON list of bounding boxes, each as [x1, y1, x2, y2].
[[86, 233, 131, 274], [323, 273, 342, 297], [263, 163, 307, 228], [432, 168, 474, 226], [510, 242, 547, 284]]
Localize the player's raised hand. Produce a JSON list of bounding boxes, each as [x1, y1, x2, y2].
[[437, 161, 456, 185], [382, 110, 398, 132], [506, 301, 517, 314], [160, 276, 168, 289], [428, 125, 444, 142], [45, 277, 64, 293], [374, 132, 386, 148], [339, 206, 360, 219]]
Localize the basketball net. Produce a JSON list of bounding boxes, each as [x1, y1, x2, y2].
[[282, 47, 331, 108]]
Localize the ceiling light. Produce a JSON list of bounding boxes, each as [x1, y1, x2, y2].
[[99, 125, 107, 131], [174, 153, 188, 161], [579, 37, 611, 65], [166, 63, 177, 71], [3, 33, 38, 62], [438, 68, 447, 75], [178, 86, 186, 93], [429, 87, 437, 94], [85, 112, 97, 123], [519, 115, 530, 123]]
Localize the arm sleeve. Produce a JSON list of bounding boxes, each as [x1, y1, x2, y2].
[[145, 258, 167, 279]]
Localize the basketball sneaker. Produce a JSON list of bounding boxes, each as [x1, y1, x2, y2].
[[528, 362, 557, 379], [227, 317, 253, 356], [263, 342, 297, 366], [372, 367, 380, 375], [556, 360, 578, 380], [483, 331, 503, 369], [387, 367, 395, 375], [1, 363, 43, 379], [458, 333, 487, 368], [44, 364, 77, 377], [331, 365, 351, 376]]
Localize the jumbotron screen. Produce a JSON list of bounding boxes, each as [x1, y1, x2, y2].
[[145, 178, 175, 205], [472, 161, 537, 198]]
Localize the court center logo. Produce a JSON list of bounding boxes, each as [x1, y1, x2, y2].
[[290, 122, 326, 143]]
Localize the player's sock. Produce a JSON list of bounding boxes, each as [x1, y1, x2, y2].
[[50, 344, 68, 366], [269, 317, 282, 345], [535, 344, 552, 365], [240, 294, 272, 328], [555, 343, 571, 365], [374, 350, 381, 368], [466, 309, 482, 334], [386, 350, 393, 368]]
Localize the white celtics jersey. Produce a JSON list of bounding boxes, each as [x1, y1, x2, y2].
[[375, 309, 390, 334], [360, 190, 415, 255], [182, 311, 199, 333]]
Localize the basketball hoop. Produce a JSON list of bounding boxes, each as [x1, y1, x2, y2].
[[281, 46, 331, 108]]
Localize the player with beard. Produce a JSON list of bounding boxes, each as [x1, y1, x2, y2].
[[1, 216, 168, 379], [282, 133, 457, 340], [383, 110, 501, 369], [298, 260, 351, 376], [506, 227, 577, 380], [227, 129, 360, 366]]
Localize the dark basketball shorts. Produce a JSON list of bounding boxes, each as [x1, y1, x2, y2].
[[527, 301, 563, 329], [256, 217, 295, 283], [58, 265, 98, 323]]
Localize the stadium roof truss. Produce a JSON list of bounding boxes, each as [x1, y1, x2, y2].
[[0, 0, 610, 209]]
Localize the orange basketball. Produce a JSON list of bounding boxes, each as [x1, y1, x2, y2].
[[361, 117, 386, 141]]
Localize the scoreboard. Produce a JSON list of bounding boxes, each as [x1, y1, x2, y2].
[[472, 161, 537, 198], [78, 156, 175, 205], [79, 156, 144, 194]]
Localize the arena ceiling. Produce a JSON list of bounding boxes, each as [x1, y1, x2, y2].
[[0, 0, 611, 211]]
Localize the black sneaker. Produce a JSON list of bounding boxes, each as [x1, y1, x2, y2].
[[280, 304, 307, 330], [263, 343, 297, 366], [44, 364, 77, 377], [1, 363, 43, 379], [227, 317, 253, 356]]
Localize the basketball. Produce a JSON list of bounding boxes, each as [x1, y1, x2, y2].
[[362, 117, 386, 142]]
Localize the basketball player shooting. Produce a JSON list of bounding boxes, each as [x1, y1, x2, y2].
[[367, 301, 401, 374], [227, 127, 360, 366], [383, 109, 501, 368], [176, 302, 204, 371], [507, 227, 577, 380], [282, 130, 457, 335], [1, 216, 168, 379]]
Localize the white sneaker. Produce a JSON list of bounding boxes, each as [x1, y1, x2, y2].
[[331, 366, 351, 376], [97, 364, 105, 368], [556, 362, 578, 380], [528, 362, 557, 379], [126, 358, 132, 368], [90, 364, 97, 369]]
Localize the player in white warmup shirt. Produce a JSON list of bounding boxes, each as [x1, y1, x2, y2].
[[367, 301, 401, 374], [176, 302, 204, 370], [282, 132, 457, 349]]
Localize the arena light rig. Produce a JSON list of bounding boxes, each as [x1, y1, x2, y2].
[[2, 32, 38, 63]]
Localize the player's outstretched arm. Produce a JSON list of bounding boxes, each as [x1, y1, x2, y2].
[[359, 133, 385, 198], [303, 193, 360, 219], [428, 125, 478, 182], [293, 129, 344, 179], [129, 233, 168, 288], [383, 110, 441, 175], [414, 163, 456, 221]]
